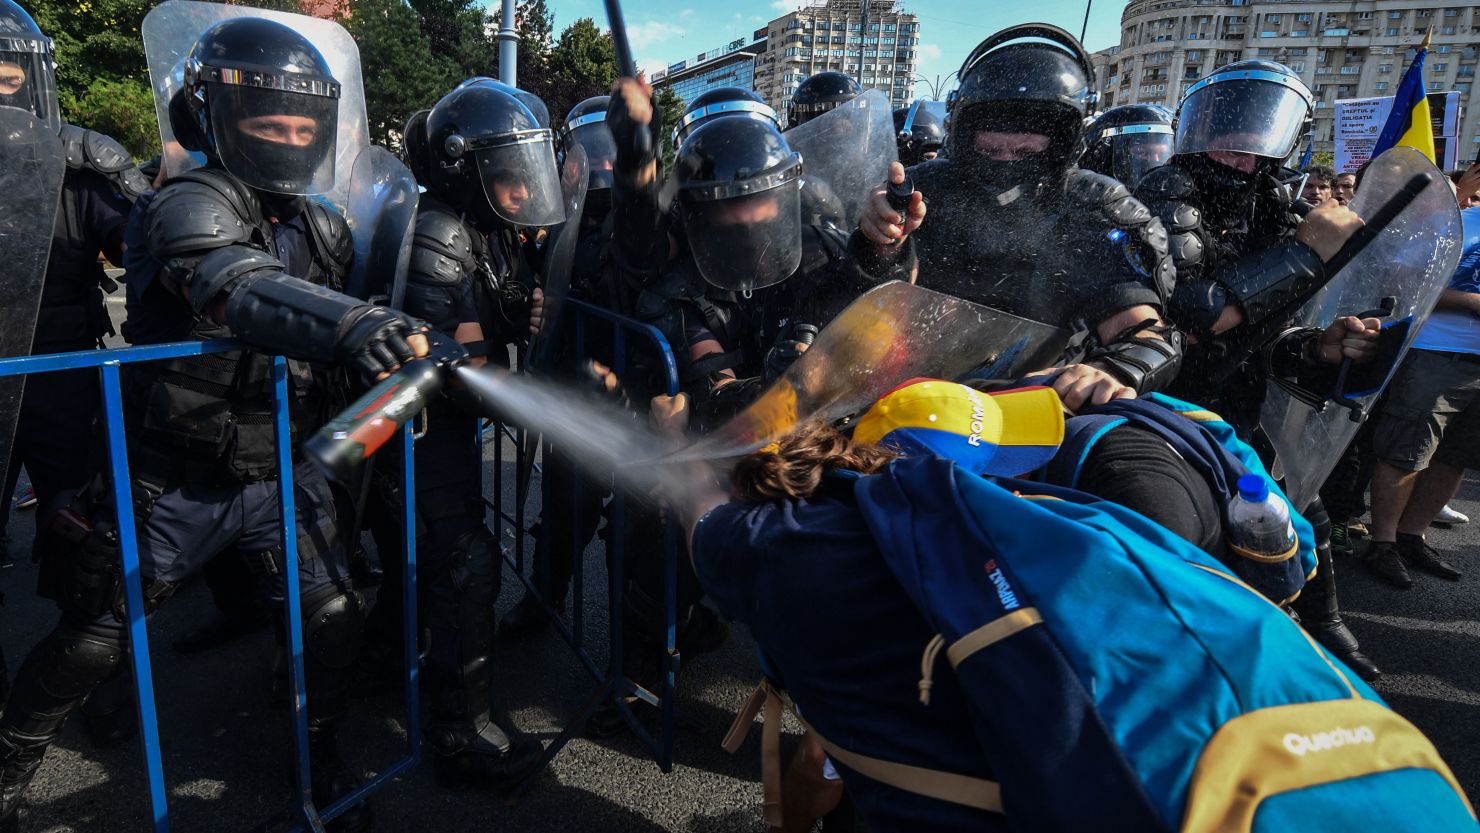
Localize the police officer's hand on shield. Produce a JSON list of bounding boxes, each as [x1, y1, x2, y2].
[[860, 161, 926, 251], [1313, 315, 1382, 366]]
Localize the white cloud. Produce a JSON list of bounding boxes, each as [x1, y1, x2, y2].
[[919, 43, 943, 63], [627, 20, 687, 52], [770, 0, 798, 12]]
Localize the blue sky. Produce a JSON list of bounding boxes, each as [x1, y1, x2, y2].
[[496, 0, 1126, 98]]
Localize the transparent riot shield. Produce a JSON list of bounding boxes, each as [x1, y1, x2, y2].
[[670, 281, 1072, 462], [784, 88, 898, 231], [0, 107, 66, 482], [528, 142, 589, 370], [1260, 147, 1463, 509], [343, 145, 419, 308], [141, 0, 368, 210]]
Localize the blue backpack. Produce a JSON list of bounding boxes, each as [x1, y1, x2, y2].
[[1046, 392, 1317, 604], [840, 455, 1475, 833]]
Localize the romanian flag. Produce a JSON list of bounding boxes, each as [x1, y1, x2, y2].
[[1372, 34, 1436, 163]]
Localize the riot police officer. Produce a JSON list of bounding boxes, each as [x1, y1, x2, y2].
[[1079, 103, 1175, 189], [0, 18, 428, 831], [502, 95, 622, 639], [859, 24, 1183, 411], [0, 0, 149, 748], [671, 86, 780, 148], [0, 0, 147, 555], [363, 81, 555, 787], [1133, 60, 1378, 679], [893, 100, 946, 167], [788, 71, 862, 129]]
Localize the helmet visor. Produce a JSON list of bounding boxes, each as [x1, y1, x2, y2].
[[682, 183, 802, 293], [473, 130, 567, 227], [565, 119, 616, 190], [1176, 72, 1310, 160], [209, 83, 339, 195], [1110, 130, 1174, 186], [0, 40, 59, 133]]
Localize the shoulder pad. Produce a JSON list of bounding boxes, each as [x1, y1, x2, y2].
[[408, 204, 476, 287], [146, 173, 263, 259], [302, 200, 353, 274], [1065, 169, 1154, 230], [60, 123, 150, 201], [1134, 163, 1199, 204]]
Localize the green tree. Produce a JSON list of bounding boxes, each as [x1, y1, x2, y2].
[[550, 18, 615, 89], [28, 0, 155, 155], [1312, 150, 1335, 168], [654, 83, 684, 170], [407, 0, 496, 76], [346, 0, 461, 147]]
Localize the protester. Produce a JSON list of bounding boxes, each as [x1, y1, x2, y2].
[[1300, 163, 1336, 204], [1334, 170, 1358, 205], [1451, 164, 1480, 209], [1360, 202, 1480, 588]]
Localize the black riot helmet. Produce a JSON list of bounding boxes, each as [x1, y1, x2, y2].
[[789, 71, 862, 129], [897, 99, 947, 166], [560, 95, 615, 191], [947, 23, 1096, 194], [1175, 60, 1312, 172], [672, 86, 780, 148], [401, 108, 432, 185], [457, 76, 551, 129], [182, 17, 341, 196], [1080, 103, 1174, 188], [0, 0, 58, 131], [427, 83, 568, 228], [675, 115, 803, 294]]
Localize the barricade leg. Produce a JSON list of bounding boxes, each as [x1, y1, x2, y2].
[[100, 362, 171, 833]]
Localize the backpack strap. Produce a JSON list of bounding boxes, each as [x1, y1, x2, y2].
[[798, 715, 1005, 815], [722, 678, 787, 827], [723, 675, 1009, 823]]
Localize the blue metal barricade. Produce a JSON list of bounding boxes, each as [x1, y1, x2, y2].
[[0, 342, 421, 833], [490, 298, 683, 778]]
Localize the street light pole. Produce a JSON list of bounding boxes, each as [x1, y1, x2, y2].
[[498, 0, 518, 86]]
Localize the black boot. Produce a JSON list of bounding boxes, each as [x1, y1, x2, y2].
[[429, 529, 542, 789], [1292, 545, 1380, 681], [0, 626, 125, 829], [305, 719, 373, 833], [497, 591, 554, 641], [81, 663, 138, 748]]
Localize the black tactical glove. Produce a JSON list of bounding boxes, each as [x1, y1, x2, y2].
[[764, 323, 818, 384], [606, 86, 660, 180], [335, 305, 423, 382]]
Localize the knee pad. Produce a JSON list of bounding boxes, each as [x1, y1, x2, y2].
[[302, 589, 366, 672], [35, 626, 126, 701]]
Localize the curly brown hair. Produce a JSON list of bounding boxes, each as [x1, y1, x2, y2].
[[730, 421, 898, 503]]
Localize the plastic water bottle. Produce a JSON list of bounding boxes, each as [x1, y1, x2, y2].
[[1228, 474, 1296, 557]]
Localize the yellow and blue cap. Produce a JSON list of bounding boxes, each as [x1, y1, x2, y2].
[[853, 378, 1065, 477]]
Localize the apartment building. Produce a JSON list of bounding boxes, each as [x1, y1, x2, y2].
[[1092, 0, 1478, 165], [752, 0, 920, 117]]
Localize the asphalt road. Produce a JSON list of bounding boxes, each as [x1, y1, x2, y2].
[[0, 286, 1477, 831]]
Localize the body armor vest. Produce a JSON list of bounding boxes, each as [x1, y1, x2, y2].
[[126, 168, 350, 485]]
